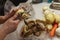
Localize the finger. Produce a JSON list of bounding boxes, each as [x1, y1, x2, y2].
[[15, 20, 20, 23], [5, 8, 18, 19], [4, 10, 15, 19], [11, 14, 18, 20], [13, 7, 18, 12], [9, 9, 18, 16], [13, 20, 20, 25], [10, 7, 18, 14], [10, 7, 18, 13]]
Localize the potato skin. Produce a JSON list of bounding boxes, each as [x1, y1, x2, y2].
[[21, 20, 46, 37]]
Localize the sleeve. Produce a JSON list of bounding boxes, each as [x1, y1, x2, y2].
[[0, 6, 4, 16], [10, 0, 28, 6], [0, 0, 6, 16], [4, 0, 15, 15]]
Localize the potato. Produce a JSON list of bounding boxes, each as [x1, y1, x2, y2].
[[44, 10, 55, 24], [46, 24, 53, 30]]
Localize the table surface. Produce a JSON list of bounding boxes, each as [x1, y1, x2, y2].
[[1, 2, 60, 40]]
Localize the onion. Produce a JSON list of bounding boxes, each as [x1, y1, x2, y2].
[[44, 10, 55, 24], [42, 6, 49, 12], [54, 14, 60, 23]]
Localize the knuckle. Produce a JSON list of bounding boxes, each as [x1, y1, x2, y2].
[[8, 20, 12, 23], [13, 22, 17, 24]]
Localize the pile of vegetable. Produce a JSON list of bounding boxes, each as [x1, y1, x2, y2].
[[19, 6, 60, 38], [42, 6, 60, 37]]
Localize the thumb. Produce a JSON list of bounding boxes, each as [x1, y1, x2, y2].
[[14, 20, 20, 24], [11, 13, 18, 20], [10, 7, 18, 14], [6, 9, 18, 18]]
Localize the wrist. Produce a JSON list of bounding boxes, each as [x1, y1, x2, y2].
[[0, 28, 8, 38], [1, 25, 14, 34], [4, 15, 9, 20], [0, 26, 9, 35]]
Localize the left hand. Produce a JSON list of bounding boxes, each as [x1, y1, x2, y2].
[[0, 9, 18, 24], [0, 14, 20, 40], [1, 13, 20, 34]]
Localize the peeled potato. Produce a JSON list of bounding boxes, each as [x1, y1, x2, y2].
[[46, 24, 53, 30], [54, 14, 60, 23], [44, 10, 55, 24]]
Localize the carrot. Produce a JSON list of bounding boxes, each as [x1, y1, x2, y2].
[[50, 23, 58, 37]]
